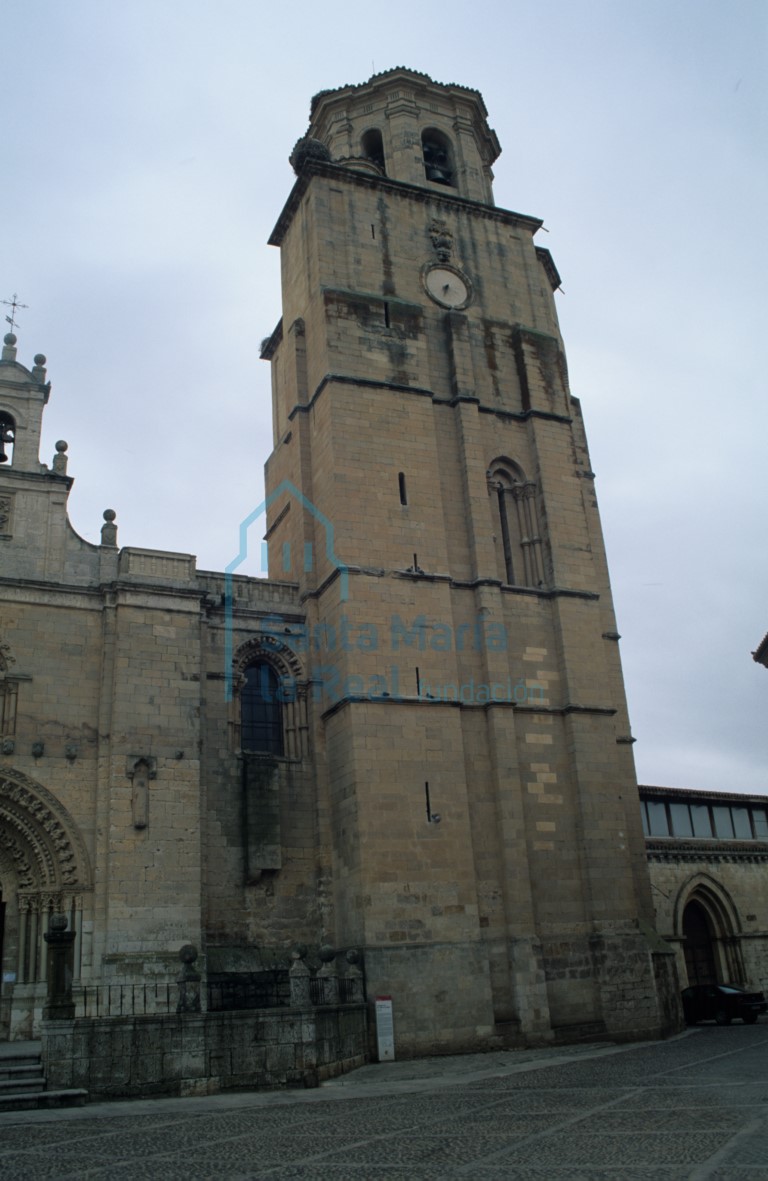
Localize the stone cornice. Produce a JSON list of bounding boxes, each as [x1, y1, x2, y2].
[[309, 67, 492, 120], [286, 371, 573, 428], [640, 784, 768, 806], [260, 318, 283, 361], [476, 404, 572, 426], [646, 837, 768, 862], [320, 694, 617, 722], [535, 247, 562, 292], [268, 161, 542, 248], [0, 575, 207, 608], [0, 468, 73, 490], [298, 562, 599, 605]]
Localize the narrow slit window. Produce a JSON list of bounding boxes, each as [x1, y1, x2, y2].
[[398, 472, 407, 505]]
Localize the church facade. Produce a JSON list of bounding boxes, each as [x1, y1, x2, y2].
[[0, 69, 680, 1060]]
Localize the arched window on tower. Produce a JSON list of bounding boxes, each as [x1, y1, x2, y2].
[[361, 128, 385, 174], [489, 460, 546, 588], [422, 129, 454, 186], [241, 662, 284, 756], [0, 413, 15, 466]]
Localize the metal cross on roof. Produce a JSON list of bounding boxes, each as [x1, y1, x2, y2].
[[1, 293, 29, 333]]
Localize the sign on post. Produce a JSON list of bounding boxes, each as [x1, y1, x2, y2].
[[375, 995, 395, 1061]]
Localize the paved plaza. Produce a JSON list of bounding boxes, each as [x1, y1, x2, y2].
[[1, 1025, 767, 1178]]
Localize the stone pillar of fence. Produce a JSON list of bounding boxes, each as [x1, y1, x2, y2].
[[316, 944, 340, 1005], [289, 944, 311, 1008], [176, 943, 202, 1013], [345, 948, 364, 1003], [43, 914, 76, 1020]]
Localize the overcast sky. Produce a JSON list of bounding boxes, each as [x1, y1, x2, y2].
[[2, 0, 766, 793]]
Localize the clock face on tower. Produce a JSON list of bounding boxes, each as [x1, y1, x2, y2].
[[423, 265, 471, 309]]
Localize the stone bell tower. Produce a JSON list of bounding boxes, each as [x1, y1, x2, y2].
[[261, 69, 677, 1053]]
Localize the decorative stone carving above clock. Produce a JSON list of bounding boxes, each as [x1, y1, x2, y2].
[[429, 219, 454, 262]]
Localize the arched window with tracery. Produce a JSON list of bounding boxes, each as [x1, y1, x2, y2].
[[232, 638, 307, 762], [232, 639, 308, 883], [488, 460, 546, 588], [241, 662, 283, 756]]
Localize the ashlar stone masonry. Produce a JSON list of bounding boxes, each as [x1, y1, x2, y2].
[[0, 69, 681, 1061]]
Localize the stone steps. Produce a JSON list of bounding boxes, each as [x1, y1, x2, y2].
[[0, 1075, 46, 1094], [0, 1057, 45, 1078], [0, 1088, 89, 1112], [0, 1043, 88, 1112]]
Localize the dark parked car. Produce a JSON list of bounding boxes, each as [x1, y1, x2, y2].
[[681, 984, 767, 1025]]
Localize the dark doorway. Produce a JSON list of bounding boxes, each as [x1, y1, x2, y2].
[[683, 899, 718, 986]]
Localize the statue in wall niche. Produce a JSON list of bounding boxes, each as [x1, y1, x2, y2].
[[43, 914, 76, 1020], [176, 944, 201, 1013], [128, 757, 155, 829], [132, 765, 149, 828]]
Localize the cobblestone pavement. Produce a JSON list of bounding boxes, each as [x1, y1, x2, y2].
[[1, 1025, 768, 1179]]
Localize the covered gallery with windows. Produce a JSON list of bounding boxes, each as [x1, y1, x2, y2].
[[641, 785, 768, 996]]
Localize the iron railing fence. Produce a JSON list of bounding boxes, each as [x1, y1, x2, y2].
[[339, 976, 358, 1004], [309, 975, 331, 1005], [207, 971, 290, 1012], [79, 983, 173, 1018], [74, 969, 363, 1017], [310, 975, 360, 1005]]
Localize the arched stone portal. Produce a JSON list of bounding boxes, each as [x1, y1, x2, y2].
[[682, 899, 718, 985], [674, 875, 744, 989], [0, 768, 91, 1039]]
